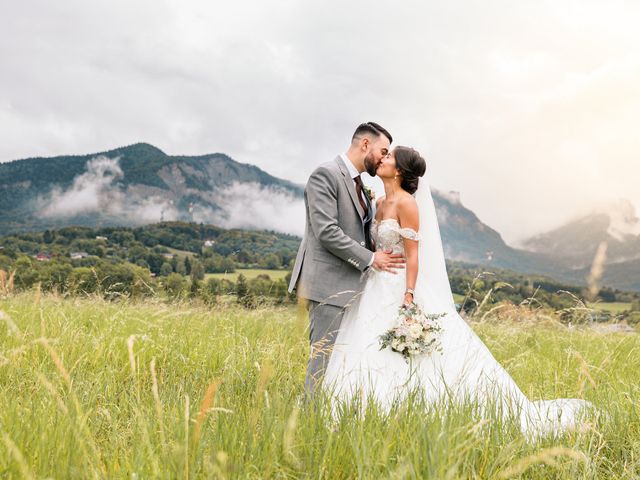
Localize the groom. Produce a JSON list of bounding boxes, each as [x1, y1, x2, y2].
[[288, 122, 406, 397]]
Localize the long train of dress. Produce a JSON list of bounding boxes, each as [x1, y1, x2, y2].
[[323, 219, 594, 440]]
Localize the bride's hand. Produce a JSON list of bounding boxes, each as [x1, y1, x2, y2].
[[402, 292, 414, 307]]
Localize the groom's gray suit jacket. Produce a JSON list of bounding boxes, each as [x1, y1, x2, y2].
[[288, 155, 375, 308]]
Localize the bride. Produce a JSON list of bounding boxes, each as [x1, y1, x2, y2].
[[322, 146, 594, 440]]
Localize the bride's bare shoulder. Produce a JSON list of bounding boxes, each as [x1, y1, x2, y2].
[[397, 192, 418, 209], [397, 194, 419, 223]]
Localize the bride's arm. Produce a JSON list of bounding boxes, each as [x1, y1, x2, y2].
[[397, 196, 420, 305]]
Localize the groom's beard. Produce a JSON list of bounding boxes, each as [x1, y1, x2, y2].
[[364, 153, 378, 176]]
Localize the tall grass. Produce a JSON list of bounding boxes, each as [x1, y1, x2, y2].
[[0, 293, 638, 478]]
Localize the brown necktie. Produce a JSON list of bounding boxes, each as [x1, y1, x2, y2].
[[353, 175, 369, 218]]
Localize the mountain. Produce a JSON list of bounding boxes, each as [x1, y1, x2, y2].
[[520, 199, 640, 267], [0, 144, 541, 272], [1, 144, 637, 291], [405, 190, 638, 291], [518, 200, 640, 289], [0, 143, 303, 235], [432, 189, 562, 275]]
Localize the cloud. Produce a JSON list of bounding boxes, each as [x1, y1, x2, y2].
[[212, 182, 305, 236], [603, 199, 640, 241], [38, 156, 305, 234], [40, 156, 179, 223], [41, 156, 125, 217], [3, 0, 640, 244]]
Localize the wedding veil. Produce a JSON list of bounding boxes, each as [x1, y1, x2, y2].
[[414, 174, 457, 315]]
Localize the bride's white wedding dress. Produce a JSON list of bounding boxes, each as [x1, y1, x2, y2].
[[323, 177, 594, 440]]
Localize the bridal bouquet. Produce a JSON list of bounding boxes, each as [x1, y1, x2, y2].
[[378, 302, 445, 362]]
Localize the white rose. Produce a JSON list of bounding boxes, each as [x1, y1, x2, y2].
[[409, 323, 423, 337], [396, 326, 408, 337]]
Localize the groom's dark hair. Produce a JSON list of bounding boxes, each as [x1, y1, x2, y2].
[[352, 122, 392, 144]]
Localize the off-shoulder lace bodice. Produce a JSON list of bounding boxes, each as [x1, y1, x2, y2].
[[372, 218, 419, 254]]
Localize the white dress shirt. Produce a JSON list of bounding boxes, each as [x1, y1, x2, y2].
[[340, 152, 375, 267]]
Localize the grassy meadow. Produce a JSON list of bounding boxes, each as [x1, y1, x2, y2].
[[587, 302, 632, 314], [205, 269, 290, 281], [1, 293, 639, 478]]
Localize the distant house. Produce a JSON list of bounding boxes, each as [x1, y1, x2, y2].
[[203, 239, 215, 248], [70, 252, 90, 260], [162, 253, 176, 260], [95, 236, 108, 241], [35, 252, 51, 262]]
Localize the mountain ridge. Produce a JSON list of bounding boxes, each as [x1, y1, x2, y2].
[[1, 143, 638, 291], [0, 142, 304, 235], [520, 200, 640, 268]]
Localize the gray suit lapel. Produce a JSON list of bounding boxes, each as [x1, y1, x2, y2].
[[335, 157, 365, 221]]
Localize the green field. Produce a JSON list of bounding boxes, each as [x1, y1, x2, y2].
[[0, 293, 638, 478], [205, 268, 290, 281], [587, 301, 632, 313], [164, 246, 197, 258]]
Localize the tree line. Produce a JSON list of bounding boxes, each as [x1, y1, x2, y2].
[[1, 222, 638, 322]]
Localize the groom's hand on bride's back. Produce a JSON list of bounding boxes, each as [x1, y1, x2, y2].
[[371, 250, 405, 273]]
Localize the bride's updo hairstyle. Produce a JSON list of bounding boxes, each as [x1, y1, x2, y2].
[[394, 146, 426, 194]]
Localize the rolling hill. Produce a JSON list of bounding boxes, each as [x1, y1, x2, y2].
[[0, 143, 303, 234], [1, 143, 638, 291]]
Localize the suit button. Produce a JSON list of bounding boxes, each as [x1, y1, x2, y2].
[[360, 242, 365, 246]]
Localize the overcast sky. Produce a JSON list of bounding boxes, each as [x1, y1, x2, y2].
[[2, 0, 639, 244]]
